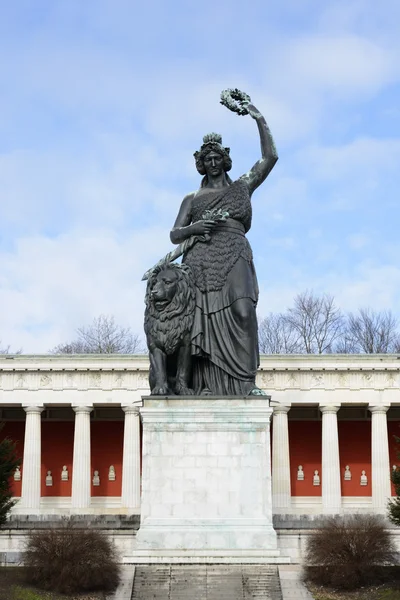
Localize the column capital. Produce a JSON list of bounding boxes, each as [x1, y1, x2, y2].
[[72, 405, 93, 414], [320, 405, 340, 415], [369, 404, 390, 414], [122, 405, 141, 415], [273, 404, 291, 415], [23, 406, 44, 415]]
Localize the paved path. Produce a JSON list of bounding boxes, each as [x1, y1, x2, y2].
[[279, 565, 315, 599]]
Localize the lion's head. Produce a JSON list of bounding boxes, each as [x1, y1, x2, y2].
[[144, 262, 195, 355]]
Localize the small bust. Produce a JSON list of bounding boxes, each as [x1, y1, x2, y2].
[[13, 466, 21, 481], [93, 470, 100, 486], [297, 465, 304, 481], [360, 470, 368, 486], [46, 470, 53, 486], [108, 465, 116, 481], [393, 465, 398, 472], [61, 465, 68, 481], [344, 465, 351, 481], [313, 470, 320, 486]]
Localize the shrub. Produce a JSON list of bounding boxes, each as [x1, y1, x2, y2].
[[388, 450, 400, 526], [24, 520, 121, 594], [304, 514, 396, 590]]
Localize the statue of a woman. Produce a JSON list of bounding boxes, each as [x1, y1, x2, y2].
[[170, 93, 278, 395]]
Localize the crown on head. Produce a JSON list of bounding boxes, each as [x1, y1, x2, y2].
[[193, 132, 231, 175]]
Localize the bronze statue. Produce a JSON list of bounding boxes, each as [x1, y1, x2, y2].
[[144, 89, 278, 396], [144, 263, 195, 396]]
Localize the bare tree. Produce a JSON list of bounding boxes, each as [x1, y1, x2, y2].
[[0, 341, 22, 355], [284, 291, 345, 354], [332, 335, 359, 354], [50, 315, 144, 354], [258, 313, 302, 354], [341, 308, 400, 353], [0, 342, 11, 355]]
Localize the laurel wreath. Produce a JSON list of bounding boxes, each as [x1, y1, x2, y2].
[[220, 88, 251, 116], [202, 208, 229, 222]]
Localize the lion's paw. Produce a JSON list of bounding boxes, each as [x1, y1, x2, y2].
[[151, 384, 170, 396]]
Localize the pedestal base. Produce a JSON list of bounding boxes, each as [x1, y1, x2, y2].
[[134, 396, 287, 562], [124, 548, 289, 564], [135, 520, 277, 551]]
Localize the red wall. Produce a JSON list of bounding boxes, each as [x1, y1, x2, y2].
[[338, 421, 371, 496], [6, 416, 399, 501], [41, 422, 74, 497], [0, 422, 25, 497], [289, 421, 322, 496], [388, 421, 400, 496], [3, 420, 124, 498], [90, 421, 124, 497]]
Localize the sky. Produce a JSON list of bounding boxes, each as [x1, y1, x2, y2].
[[1, 0, 400, 353]]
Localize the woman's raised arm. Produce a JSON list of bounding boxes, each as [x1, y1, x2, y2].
[[240, 102, 278, 195]]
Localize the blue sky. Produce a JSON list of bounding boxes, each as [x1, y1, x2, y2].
[[1, 0, 400, 352]]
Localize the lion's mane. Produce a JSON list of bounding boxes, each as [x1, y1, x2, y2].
[[144, 263, 195, 356]]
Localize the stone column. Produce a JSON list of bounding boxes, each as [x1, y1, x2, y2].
[[21, 406, 44, 512], [369, 405, 391, 512], [272, 405, 291, 510], [71, 406, 93, 510], [320, 405, 341, 514], [121, 405, 141, 511]]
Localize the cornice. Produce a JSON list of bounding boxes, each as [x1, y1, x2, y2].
[[1, 354, 400, 396]]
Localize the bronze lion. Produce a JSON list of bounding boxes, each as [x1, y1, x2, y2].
[[144, 262, 195, 395]]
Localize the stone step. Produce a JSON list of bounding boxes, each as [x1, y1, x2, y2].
[[131, 565, 283, 600]]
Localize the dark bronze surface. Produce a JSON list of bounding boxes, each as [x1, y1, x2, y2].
[[145, 90, 278, 396]]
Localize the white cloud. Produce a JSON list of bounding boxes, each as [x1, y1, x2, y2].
[[285, 35, 398, 96], [347, 233, 369, 250], [258, 261, 400, 319], [334, 264, 400, 312], [0, 227, 174, 352], [303, 137, 400, 181]]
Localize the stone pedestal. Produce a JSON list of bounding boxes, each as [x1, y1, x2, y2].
[[132, 396, 286, 563]]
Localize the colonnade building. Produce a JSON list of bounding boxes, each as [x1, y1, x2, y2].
[[1, 353, 399, 520]]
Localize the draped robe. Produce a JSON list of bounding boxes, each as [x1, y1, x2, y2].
[[183, 179, 260, 395]]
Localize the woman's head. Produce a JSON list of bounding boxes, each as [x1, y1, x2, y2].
[[194, 133, 232, 186]]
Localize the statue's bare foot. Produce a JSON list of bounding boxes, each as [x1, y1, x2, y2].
[[200, 388, 212, 396], [175, 383, 194, 396], [248, 387, 267, 396]]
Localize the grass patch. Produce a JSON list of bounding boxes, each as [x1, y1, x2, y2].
[[12, 588, 49, 600], [308, 582, 400, 600]]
